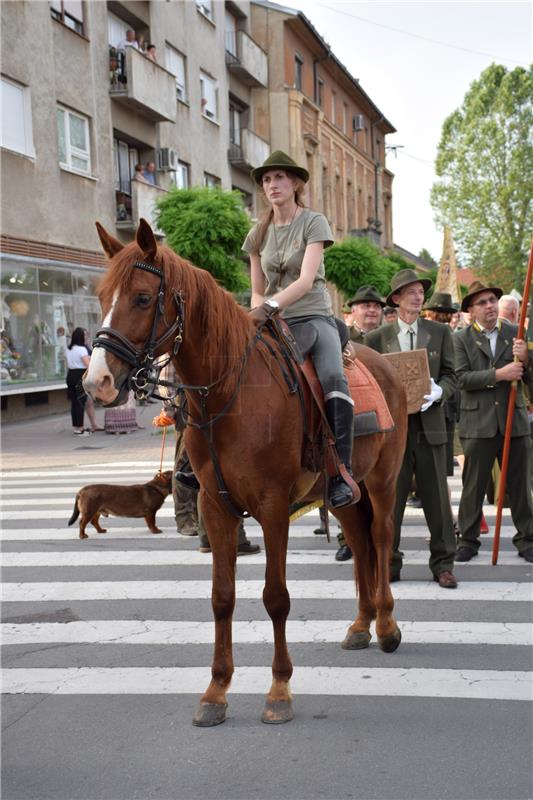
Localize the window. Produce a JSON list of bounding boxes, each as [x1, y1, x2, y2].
[[331, 91, 336, 125], [165, 44, 187, 102], [108, 12, 128, 47], [316, 77, 324, 108], [50, 0, 84, 35], [204, 172, 220, 188], [0, 78, 34, 157], [56, 106, 90, 174], [200, 71, 218, 121], [294, 54, 303, 91], [343, 103, 348, 135], [196, 0, 213, 20], [229, 103, 242, 146], [225, 10, 237, 56], [172, 161, 189, 189]]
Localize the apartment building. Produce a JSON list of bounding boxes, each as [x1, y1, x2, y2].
[[250, 0, 395, 248], [0, 0, 268, 419]]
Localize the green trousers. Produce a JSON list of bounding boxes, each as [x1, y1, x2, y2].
[[458, 433, 533, 554], [392, 413, 456, 578]]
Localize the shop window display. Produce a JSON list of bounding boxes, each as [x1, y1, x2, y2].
[[1, 261, 103, 388]]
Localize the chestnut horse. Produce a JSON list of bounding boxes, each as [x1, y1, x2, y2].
[[84, 219, 407, 727]]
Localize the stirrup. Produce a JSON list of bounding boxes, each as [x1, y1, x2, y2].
[[328, 467, 360, 509], [175, 470, 200, 491]]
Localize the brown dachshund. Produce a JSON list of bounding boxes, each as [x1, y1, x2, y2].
[[68, 470, 173, 539]]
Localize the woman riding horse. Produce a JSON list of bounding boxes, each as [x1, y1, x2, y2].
[[177, 151, 359, 509], [85, 210, 406, 727]]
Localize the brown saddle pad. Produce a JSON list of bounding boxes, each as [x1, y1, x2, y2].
[[346, 356, 395, 437]]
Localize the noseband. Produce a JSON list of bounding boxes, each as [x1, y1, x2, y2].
[[92, 260, 184, 400]]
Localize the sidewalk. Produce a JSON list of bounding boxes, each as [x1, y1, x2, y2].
[[1, 403, 174, 470]]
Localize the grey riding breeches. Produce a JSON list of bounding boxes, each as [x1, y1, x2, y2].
[[287, 315, 353, 405]]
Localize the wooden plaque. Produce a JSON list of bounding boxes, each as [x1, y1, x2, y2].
[[382, 349, 431, 414]]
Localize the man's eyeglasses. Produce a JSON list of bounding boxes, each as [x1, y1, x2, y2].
[[472, 296, 499, 307]]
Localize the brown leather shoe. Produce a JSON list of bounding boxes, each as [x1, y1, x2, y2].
[[433, 570, 458, 589]]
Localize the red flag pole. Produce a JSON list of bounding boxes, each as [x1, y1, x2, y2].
[[492, 238, 533, 564]]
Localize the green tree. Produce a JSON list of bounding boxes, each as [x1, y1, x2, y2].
[[324, 236, 405, 299], [431, 63, 533, 290], [155, 187, 251, 292], [418, 248, 438, 269]]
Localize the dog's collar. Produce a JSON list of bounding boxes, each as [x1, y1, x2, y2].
[[147, 480, 171, 499]]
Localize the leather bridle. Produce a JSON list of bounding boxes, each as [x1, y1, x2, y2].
[[92, 260, 184, 402]]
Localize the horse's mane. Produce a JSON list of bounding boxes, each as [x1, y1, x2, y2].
[[98, 241, 254, 395]]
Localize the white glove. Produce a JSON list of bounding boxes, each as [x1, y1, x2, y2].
[[420, 378, 443, 412]]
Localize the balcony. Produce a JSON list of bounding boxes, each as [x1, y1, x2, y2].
[[109, 47, 176, 123], [228, 129, 269, 172], [225, 30, 267, 88], [116, 181, 167, 237]]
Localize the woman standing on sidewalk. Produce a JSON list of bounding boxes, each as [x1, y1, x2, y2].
[[66, 327, 91, 436]]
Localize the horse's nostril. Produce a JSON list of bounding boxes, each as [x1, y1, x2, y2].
[[100, 374, 112, 392]]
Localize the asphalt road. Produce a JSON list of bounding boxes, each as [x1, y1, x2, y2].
[[1, 455, 532, 800]]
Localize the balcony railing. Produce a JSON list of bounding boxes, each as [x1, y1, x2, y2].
[[228, 129, 270, 171], [225, 30, 267, 88], [109, 46, 176, 123], [116, 180, 167, 236]]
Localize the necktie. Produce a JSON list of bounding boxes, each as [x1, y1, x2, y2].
[[408, 328, 415, 350]]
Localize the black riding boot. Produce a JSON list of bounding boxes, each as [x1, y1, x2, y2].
[[325, 396, 357, 508], [175, 454, 200, 491]]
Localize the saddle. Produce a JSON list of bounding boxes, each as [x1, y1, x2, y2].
[[267, 318, 394, 474]]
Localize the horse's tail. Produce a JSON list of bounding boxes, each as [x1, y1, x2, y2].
[[68, 496, 80, 526]]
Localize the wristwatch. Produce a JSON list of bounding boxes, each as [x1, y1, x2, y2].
[[265, 298, 280, 311]]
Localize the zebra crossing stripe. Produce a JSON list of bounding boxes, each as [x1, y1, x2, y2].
[[0, 526, 515, 541], [2, 620, 531, 646], [0, 549, 524, 567], [2, 666, 530, 700], [2, 580, 531, 602]]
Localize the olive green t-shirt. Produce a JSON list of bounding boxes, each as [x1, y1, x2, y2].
[[242, 209, 334, 319]]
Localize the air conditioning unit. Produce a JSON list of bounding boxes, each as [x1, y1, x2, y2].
[[352, 114, 364, 132], [157, 147, 178, 171]]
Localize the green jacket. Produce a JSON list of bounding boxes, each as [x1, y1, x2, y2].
[[454, 321, 533, 439], [349, 325, 365, 343], [364, 318, 456, 445]]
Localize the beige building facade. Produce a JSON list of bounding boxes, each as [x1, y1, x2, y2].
[[250, 0, 395, 249], [1, 0, 268, 418]]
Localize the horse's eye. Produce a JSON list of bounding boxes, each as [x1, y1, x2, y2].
[[135, 294, 152, 308]]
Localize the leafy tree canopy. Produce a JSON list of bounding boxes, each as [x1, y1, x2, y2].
[[431, 63, 533, 290], [155, 187, 251, 292], [324, 237, 389, 298], [324, 237, 418, 300], [418, 248, 438, 268]]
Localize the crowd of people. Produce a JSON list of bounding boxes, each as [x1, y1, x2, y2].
[[155, 150, 533, 579]]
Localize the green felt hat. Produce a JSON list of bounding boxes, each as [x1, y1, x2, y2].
[[386, 269, 432, 308], [251, 150, 309, 185], [346, 285, 386, 308], [424, 292, 456, 313]]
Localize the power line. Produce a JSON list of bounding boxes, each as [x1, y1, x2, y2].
[[319, 3, 528, 66]]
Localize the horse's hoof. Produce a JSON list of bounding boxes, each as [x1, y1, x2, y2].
[[379, 627, 402, 653], [192, 702, 227, 727], [261, 699, 293, 724], [341, 631, 371, 650], [79, 533, 88, 539]]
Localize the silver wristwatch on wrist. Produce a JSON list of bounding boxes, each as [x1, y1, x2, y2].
[[265, 298, 280, 311]]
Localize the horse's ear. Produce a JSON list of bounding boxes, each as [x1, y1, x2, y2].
[[136, 218, 158, 263], [95, 222, 124, 258]]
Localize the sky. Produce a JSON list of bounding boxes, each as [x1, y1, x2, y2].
[[277, 0, 532, 262]]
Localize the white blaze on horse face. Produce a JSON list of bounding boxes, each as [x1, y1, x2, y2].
[[84, 289, 119, 402]]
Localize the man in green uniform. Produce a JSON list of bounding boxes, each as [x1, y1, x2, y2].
[[365, 269, 458, 587], [454, 281, 533, 563], [346, 285, 385, 343]]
